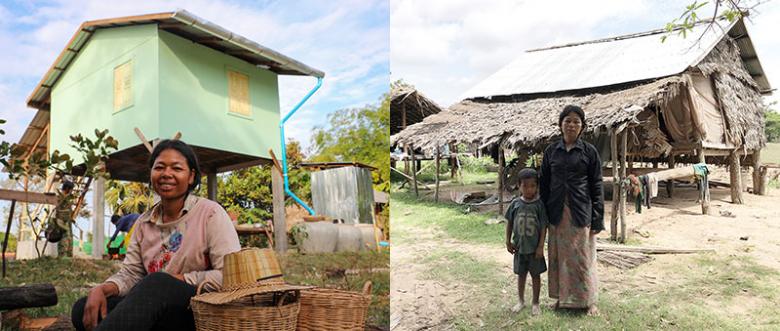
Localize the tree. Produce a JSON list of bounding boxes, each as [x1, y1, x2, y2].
[[217, 139, 310, 225], [766, 104, 780, 143], [105, 181, 153, 215], [310, 93, 391, 192], [663, 1, 766, 43]]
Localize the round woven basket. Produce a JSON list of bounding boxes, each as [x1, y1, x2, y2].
[[191, 282, 300, 331], [297, 281, 372, 331]]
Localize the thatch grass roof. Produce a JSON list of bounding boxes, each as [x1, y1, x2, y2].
[[392, 76, 685, 154], [390, 85, 442, 135]]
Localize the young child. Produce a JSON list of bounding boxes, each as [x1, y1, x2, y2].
[[505, 168, 548, 315]]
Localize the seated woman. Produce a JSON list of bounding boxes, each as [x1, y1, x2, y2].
[[72, 140, 241, 331]]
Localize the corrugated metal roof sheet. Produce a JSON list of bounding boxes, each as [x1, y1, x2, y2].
[[26, 9, 324, 110], [462, 19, 771, 100]]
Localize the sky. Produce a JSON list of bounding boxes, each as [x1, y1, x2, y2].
[[0, 0, 389, 153], [390, 0, 780, 108], [0, 0, 388, 239]]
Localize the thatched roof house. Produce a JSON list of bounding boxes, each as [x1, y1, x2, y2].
[[392, 19, 771, 164], [393, 18, 773, 240], [390, 85, 442, 136]]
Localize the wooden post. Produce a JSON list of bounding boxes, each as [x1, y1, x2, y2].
[[450, 143, 459, 180], [91, 177, 105, 259], [207, 172, 218, 202], [498, 146, 505, 215], [271, 163, 286, 252], [410, 144, 419, 197], [698, 146, 710, 215], [752, 149, 764, 195], [666, 154, 676, 198], [619, 130, 627, 243], [610, 131, 619, 241], [434, 147, 440, 202], [2, 200, 16, 278], [729, 150, 743, 204]]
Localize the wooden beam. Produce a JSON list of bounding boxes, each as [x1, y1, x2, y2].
[[207, 173, 217, 202], [271, 163, 285, 252], [216, 158, 267, 173], [610, 130, 619, 241], [410, 144, 419, 197], [133, 127, 153, 153], [390, 167, 432, 190], [171, 131, 182, 140], [2, 200, 16, 278], [498, 145, 505, 216], [729, 150, 743, 204], [0, 189, 58, 205], [91, 178, 105, 259], [268, 149, 283, 177], [619, 130, 627, 243], [666, 154, 676, 198], [22, 123, 50, 162], [752, 149, 764, 195], [434, 147, 440, 202]]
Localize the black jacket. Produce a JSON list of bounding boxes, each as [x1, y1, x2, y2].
[[540, 139, 604, 231]]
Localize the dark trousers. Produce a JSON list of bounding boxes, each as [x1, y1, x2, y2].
[[72, 272, 197, 331]]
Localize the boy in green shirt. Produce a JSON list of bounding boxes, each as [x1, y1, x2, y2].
[[505, 168, 548, 315]]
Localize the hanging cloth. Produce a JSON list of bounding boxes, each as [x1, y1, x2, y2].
[[693, 163, 709, 202], [647, 173, 659, 198]]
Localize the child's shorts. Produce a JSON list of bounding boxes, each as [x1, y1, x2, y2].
[[514, 253, 547, 276]]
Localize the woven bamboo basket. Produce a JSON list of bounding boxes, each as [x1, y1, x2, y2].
[[297, 281, 373, 331], [191, 282, 300, 331]]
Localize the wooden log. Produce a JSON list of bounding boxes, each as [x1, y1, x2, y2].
[[619, 131, 627, 243], [610, 131, 619, 241], [667, 154, 675, 198], [596, 244, 714, 254], [729, 150, 743, 204], [410, 144, 419, 197], [207, 172, 217, 202], [434, 147, 440, 203], [752, 149, 764, 195], [0, 284, 57, 310]]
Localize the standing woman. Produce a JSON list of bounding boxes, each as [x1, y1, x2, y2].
[[72, 140, 241, 330], [540, 105, 604, 315]]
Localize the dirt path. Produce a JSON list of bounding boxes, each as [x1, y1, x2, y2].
[[392, 168, 780, 330]]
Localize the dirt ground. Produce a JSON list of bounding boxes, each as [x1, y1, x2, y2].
[[390, 166, 780, 330]]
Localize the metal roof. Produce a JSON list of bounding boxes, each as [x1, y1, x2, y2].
[[26, 9, 324, 110], [462, 19, 771, 100]]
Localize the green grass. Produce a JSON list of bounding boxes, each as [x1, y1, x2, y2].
[[391, 191, 505, 245], [393, 182, 780, 330], [0, 251, 390, 329], [763, 142, 780, 164]]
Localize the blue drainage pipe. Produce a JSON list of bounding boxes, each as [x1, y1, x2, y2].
[[279, 77, 322, 215]]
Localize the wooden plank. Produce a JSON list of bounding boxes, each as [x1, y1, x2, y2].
[[0, 189, 57, 205], [2, 200, 16, 278], [390, 167, 432, 190], [271, 163, 285, 252], [729, 150, 743, 204], [22, 123, 50, 162], [91, 178, 105, 259]]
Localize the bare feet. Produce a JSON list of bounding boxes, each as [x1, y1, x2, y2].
[[532, 304, 541, 316], [587, 305, 600, 316], [511, 301, 524, 313]]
